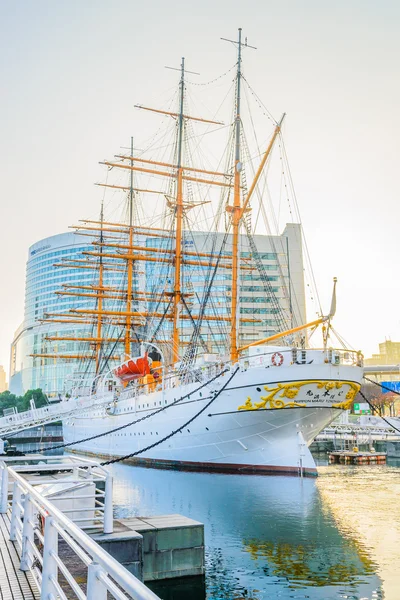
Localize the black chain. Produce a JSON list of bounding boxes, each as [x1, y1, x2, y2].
[[363, 375, 400, 396], [18, 368, 230, 454], [358, 388, 400, 435], [100, 366, 239, 466]]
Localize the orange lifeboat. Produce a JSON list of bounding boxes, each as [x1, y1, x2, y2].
[[114, 354, 151, 382]]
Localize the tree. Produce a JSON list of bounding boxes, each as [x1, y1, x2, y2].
[[0, 389, 48, 415], [369, 392, 396, 417]]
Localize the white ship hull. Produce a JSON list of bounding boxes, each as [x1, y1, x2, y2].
[[63, 351, 363, 477]]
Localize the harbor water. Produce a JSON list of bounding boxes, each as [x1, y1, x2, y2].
[[107, 459, 400, 600]]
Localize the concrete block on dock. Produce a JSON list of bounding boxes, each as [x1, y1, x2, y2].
[[171, 546, 204, 572], [117, 514, 205, 581], [92, 529, 144, 580]]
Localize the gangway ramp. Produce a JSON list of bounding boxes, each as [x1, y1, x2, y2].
[[0, 395, 111, 438]]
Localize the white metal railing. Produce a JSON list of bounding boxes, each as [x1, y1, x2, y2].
[[6, 426, 62, 439], [242, 347, 364, 369], [0, 457, 160, 600], [1, 456, 113, 533], [0, 394, 114, 438]]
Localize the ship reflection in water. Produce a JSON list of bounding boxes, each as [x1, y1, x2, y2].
[[108, 461, 400, 599]]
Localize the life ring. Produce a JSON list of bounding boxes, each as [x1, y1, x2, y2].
[[271, 352, 284, 367]]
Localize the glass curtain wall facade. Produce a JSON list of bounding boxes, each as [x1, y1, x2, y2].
[[11, 233, 100, 396]]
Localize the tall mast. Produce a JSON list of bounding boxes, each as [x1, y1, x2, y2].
[[124, 136, 135, 359], [129, 136, 134, 226], [229, 28, 243, 363], [95, 198, 104, 374], [172, 57, 185, 363]]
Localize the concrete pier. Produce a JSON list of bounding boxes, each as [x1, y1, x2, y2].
[[92, 514, 205, 582]]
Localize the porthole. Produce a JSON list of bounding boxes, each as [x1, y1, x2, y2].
[[256, 387, 261, 392]]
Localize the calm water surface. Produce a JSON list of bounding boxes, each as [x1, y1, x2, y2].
[[107, 460, 400, 600]]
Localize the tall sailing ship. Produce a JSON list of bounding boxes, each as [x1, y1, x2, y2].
[[36, 30, 363, 476]]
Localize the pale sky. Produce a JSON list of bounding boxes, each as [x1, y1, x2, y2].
[[1, 0, 400, 375]]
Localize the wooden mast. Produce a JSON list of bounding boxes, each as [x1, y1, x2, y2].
[[229, 28, 243, 363], [124, 136, 135, 359], [95, 198, 105, 374], [172, 58, 185, 363]]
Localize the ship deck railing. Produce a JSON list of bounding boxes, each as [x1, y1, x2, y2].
[[0, 456, 160, 600], [72, 347, 363, 400], [242, 347, 363, 368]]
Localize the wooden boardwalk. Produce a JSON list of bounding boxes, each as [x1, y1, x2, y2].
[[0, 515, 39, 600]]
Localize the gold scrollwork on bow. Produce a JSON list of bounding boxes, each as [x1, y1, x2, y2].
[[331, 384, 359, 410], [238, 380, 360, 411]]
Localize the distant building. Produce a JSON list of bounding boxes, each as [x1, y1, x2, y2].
[[0, 366, 7, 392], [365, 340, 400, 366], [9, 232, 100, 397]]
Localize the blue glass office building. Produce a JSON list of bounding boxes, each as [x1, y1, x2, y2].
[[10, 233, 100, 396]]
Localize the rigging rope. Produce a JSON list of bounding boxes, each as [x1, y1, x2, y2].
[[363, 376, 400, 397], [180, 231, 231, 371], [185, 64, 236, 87], [243, 224, 289, 336], [358, 388, 400, 435]]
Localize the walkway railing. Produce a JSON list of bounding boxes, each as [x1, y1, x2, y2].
[[0, 457, 160, 600], [0, 395, 113, 438]]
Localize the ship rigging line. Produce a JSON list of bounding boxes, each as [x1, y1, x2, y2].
[[148, 298, 172, 344], [16, 367, 232, 452], [363, 375, 400, 396], [99, 328, 125, 376], [181, 231, 231, 369], [180, 295, 208, 353], [358, 389, 400, 435], [100, 366, 239, 467]]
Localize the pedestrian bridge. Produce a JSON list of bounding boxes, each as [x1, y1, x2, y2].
[[0, 396, 112, 439]]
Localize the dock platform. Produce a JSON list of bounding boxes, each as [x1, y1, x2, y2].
[[329, 451, 387, 465], [0, 514, 39, 600]]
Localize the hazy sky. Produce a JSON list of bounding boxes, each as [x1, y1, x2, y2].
[[1, 0, 400, 375]]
